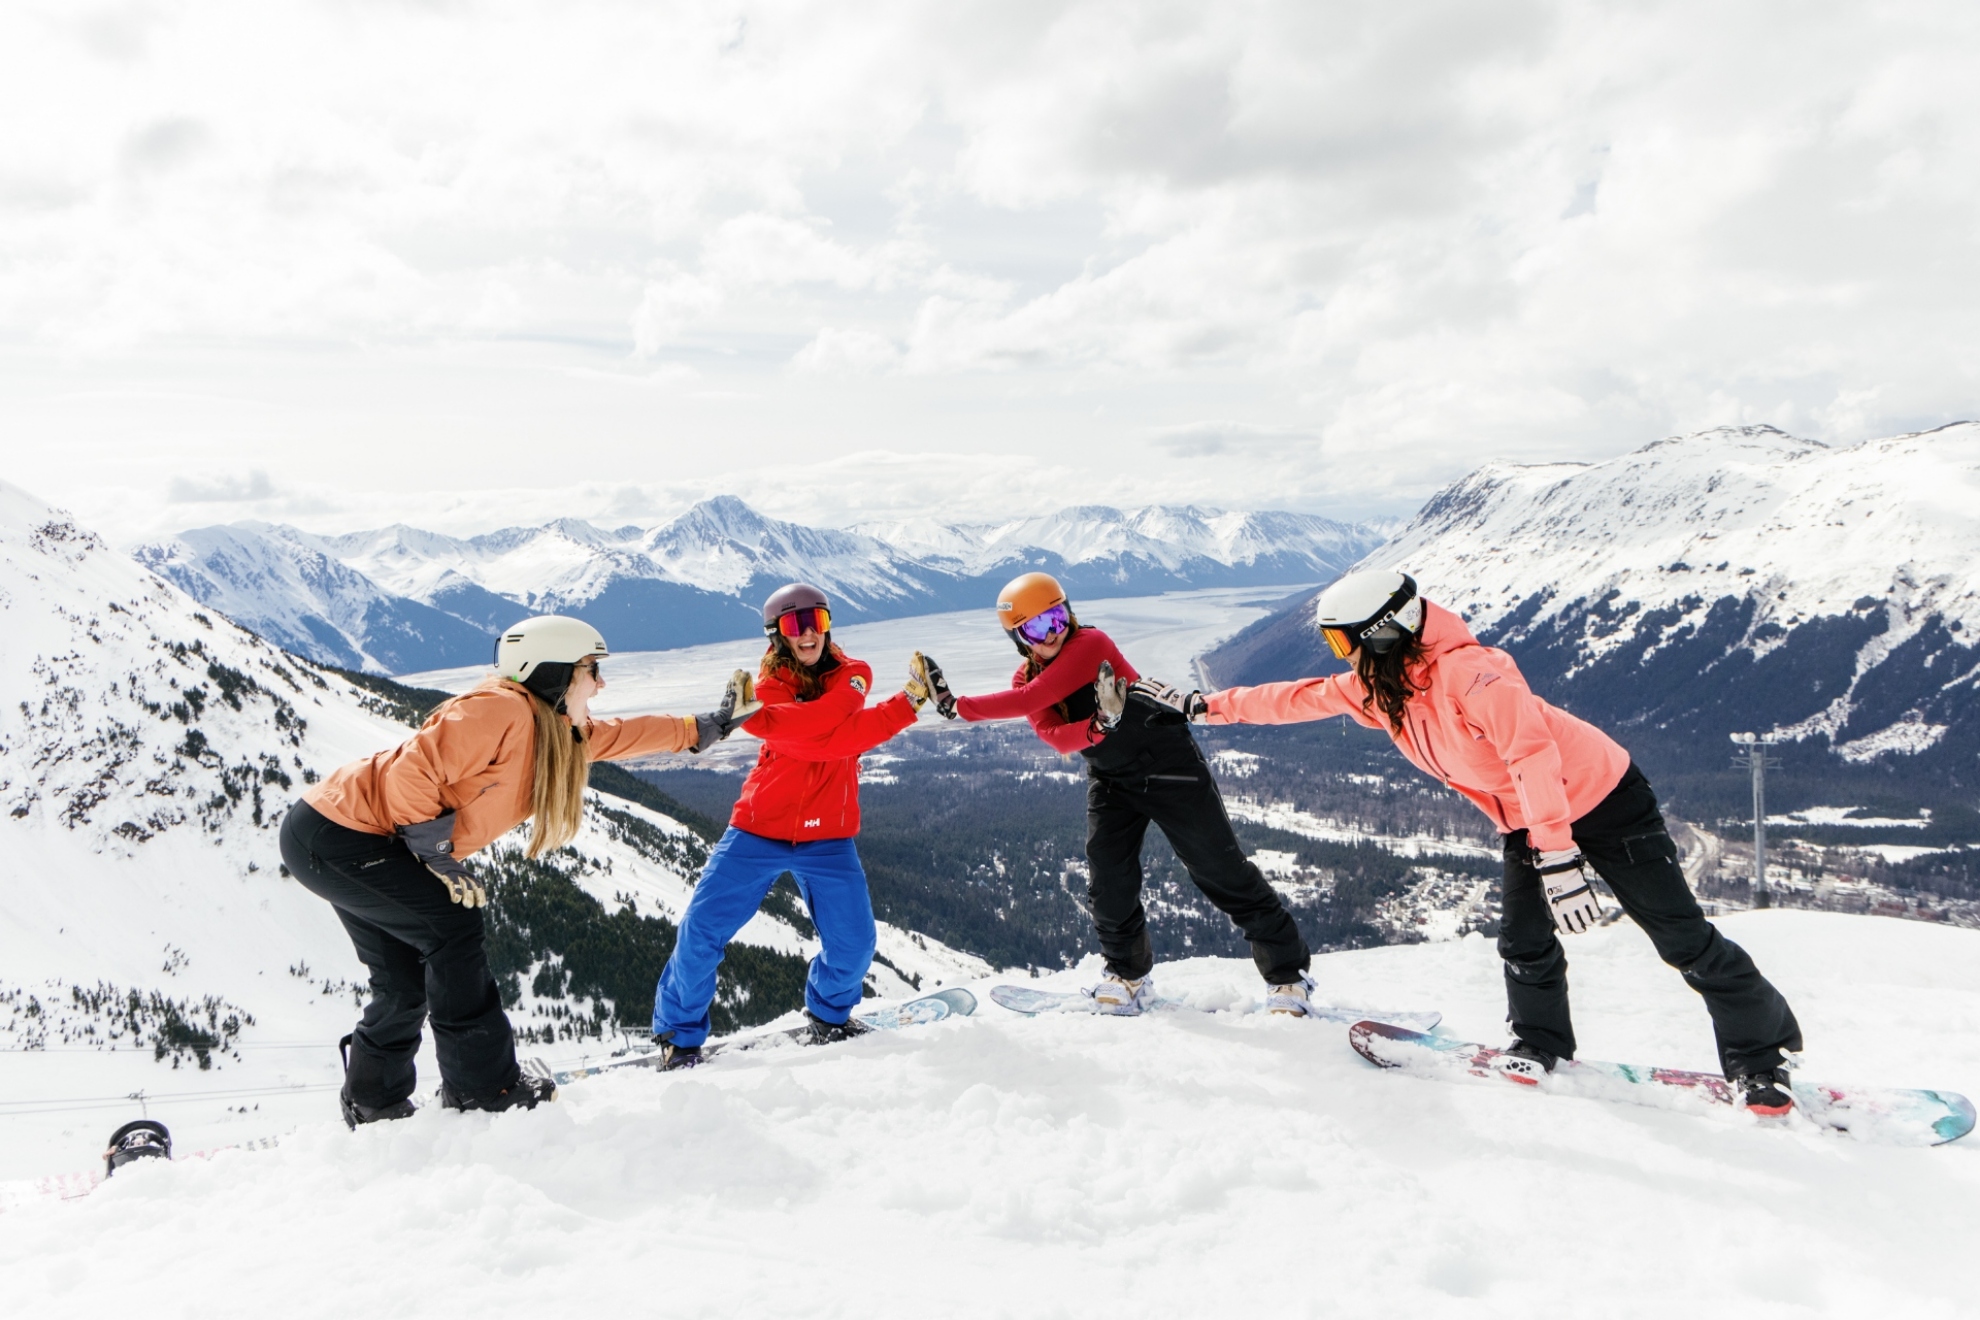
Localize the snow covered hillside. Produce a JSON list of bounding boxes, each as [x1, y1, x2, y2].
[[0, 483, 983, 1179], [135, 498, 1384, 671], [1203, 424, 1980, 819], [5, 910, 1977, 1319]]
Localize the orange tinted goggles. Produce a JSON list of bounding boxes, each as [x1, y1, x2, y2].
[[1322, 625, 1356, 659], [775, 606, 831, 637]]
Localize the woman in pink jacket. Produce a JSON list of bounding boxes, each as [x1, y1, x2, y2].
[[1156, 570, 1803, 1114]]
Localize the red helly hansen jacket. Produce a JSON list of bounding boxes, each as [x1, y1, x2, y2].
[[730, 655, 918, 843]]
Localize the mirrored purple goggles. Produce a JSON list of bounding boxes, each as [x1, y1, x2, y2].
[[1016, 602, 1071, 644]]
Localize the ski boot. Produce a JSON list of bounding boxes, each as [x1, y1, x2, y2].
[[439, 1071, 558, 1114], [338, 1034, 417, 1130], [1493, 1038, 1558, 1084], [1086, 972, 1152, 1016], [104, 1119, 172, 1177], [805, 1010, 873, 1045], [1265, 975, 1318, 1017], [1733, 1067, 1795, 1117]]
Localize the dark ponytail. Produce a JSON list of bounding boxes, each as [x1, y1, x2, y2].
[[1354, 630, 1426, 733]]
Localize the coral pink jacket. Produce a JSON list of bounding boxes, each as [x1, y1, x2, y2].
[[1204, 602, 1629, 852]]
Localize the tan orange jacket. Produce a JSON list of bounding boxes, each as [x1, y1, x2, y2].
[[304, 681, 696, 858]]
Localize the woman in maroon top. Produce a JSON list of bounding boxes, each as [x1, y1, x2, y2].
[[947, 572, 1313, 1013]]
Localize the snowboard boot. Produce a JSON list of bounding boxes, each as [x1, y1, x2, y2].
[[1733, 1067, 1795, 1117], [805, 1010, 874, 1045], [1086, 972, 1152, 1016], [439, 1071, 558, 1114], [660, 1043, 704, 1071], [1494, 1038, 1558, 1084], [338, 1034, 417, 1131], [1265, 975, 1318, 1017]]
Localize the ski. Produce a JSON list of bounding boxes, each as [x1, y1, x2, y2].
[[532, 986, 978, 1087], [1347, 1020, 1977, 1147], [989, 983, 1441, 1032]]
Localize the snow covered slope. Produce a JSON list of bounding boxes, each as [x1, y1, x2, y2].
[[0, 483, 983, 1177], [136, 499, 1386, 671], [4, 910, 1976, 1319], [1204, 424, 1980, 805]]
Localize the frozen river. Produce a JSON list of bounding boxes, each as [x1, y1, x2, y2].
[[402, 584, 1315, 741]]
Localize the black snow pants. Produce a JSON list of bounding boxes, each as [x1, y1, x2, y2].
[[1082, 713, 1310, 985], [1499, 764, 1803, 1078], [279, 800, 520, 1107]]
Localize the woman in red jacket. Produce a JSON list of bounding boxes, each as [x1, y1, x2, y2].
[[1190, 569, 1804, 1113], [942, 572, 1313, 1014], [650, 583, 928, 1067]]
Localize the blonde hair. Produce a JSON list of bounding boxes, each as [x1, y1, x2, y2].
[[438, 679, 590, 857]]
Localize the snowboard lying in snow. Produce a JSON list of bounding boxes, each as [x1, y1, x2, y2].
[[989, 984, 1442, 1032], [533, 987, 979, 1087], [1347, 1019, 1977, 1147]]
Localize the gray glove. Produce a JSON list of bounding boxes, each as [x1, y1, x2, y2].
[[905, 651, 957, 719], [694, 670, 763, 753], [1534, 848, 1602, 934], [1094, 661, 1130, 731], [1130, 677, 1208, 722], [397, 812, 485, 908]]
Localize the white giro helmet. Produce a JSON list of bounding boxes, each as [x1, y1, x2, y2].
[[493, 615, 608, 708], [1315, 570, 1424, 658]]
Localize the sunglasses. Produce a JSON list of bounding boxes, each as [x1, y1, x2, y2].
[[1016, 603, 1071, 645], [576, 660, 604, 682], [775, 606, 831, 638]]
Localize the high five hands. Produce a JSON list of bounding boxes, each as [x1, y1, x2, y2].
[[905, 651, 957, 719], [693, 670, 763, 753], [1094, 663, 1209, 731]]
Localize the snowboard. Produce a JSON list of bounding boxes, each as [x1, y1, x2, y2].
[[532, 986, 979, 1087], [1347, 1019, 1977, 1147], [3, 1123, 285, 1213], [989, 983, 1442, 1033]]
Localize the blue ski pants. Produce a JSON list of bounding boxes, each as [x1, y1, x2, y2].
[[651, 828, 877, 1047]]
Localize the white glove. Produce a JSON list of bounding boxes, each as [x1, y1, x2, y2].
[[1535, 848, 1600, 935], [1130, 677, 1208, 722], [1094, 661, 1130, 730]]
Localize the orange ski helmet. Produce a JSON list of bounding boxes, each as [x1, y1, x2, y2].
[[996, 571, 1072, 653]]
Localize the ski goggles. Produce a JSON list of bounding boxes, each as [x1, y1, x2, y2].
[[1322, 625, 1357, 660], [774, 606, 831, 637], [1015, 602, 1071, 644]]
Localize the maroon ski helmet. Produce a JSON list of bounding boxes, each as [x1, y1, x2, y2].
[[761, 582, 831, 636]]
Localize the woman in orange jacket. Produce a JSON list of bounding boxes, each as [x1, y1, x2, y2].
[[1160, 569, 1803, 1113], [280, 615, 751, 1126]]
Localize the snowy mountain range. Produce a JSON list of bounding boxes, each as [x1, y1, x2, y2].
[[1202, 423, 1980, 816], [133, 500, 1386, 674], [0, 481, 985, 1175]]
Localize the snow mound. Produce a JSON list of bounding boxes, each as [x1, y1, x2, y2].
[[6, 911, 1978, 1318]]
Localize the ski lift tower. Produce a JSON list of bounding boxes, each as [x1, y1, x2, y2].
[[1729, 733, 1782, 907]]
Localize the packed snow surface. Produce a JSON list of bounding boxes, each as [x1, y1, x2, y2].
[[6, 911, 1980, 1319]]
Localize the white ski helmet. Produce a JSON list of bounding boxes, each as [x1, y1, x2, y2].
[[1315, 570, 1424, 658], [493, 615, 608, 708]]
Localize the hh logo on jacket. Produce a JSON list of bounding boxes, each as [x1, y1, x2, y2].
[[805, 818, 821, 828]]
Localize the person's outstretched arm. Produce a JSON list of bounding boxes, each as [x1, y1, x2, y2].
[[1204, 672, 1378, 727], [954, 631, 1139, 722]]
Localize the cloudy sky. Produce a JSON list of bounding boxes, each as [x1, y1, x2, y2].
[[5, 1, 1978, 540]]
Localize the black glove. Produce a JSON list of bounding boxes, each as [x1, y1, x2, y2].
[[905, 651, 958, 719], [397, 812, 486, 908], [693, 670, 763, 753], [1130, 677, 1208, 722]]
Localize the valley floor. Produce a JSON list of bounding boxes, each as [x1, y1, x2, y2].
[[5, 910, 1979, 1319]]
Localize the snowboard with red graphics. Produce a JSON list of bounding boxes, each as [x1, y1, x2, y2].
[[1347, 1019, 1974, 1146]]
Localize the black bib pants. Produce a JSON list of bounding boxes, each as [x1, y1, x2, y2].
[[1499, 764, 1803, 1078], [1077, 694, 1311, 985], [279, 800, 521, 1108]]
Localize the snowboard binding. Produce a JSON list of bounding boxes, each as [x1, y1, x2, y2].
[[104, 1119, 172, 1177]]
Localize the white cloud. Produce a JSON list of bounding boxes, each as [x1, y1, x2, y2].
[[3, 0, 1979, 532]]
